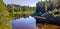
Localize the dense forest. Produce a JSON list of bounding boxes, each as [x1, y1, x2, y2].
[[6, 0, 60, 19], [6, 4, 35, 19], [0, 0, 60, 29]]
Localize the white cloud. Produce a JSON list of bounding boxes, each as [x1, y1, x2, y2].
[[3, 0, 47, 7]]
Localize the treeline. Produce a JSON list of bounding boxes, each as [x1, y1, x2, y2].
[[0, 0, 60, 29], [35, 0, 60, 17], [6, 4, 35, 19], [7, 4, 35, 12], [6, 0, 60, 19], [6, 0, 60, 16]]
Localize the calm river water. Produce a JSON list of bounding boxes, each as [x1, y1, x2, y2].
[[10, 16, 38, 29]]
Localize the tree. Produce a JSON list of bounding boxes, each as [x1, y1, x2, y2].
[[22, 6, 26, 11], [0, 0, 12, 29], [47, 3, 54, 12], [57, 0, 60, 9], [31, 2, 46, 16]]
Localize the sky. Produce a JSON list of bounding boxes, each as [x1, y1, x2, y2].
[[10, 16, 37, 29], [3, 0, 46, 7]]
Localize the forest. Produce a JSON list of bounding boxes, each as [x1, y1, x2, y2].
[[0, 0, 60, 29]]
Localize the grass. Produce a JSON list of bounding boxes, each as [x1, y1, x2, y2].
[[10, 11, 35, 15], [9, 11, 35, 19]]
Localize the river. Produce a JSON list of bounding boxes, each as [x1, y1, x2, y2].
[[10, 16, 38, 29]]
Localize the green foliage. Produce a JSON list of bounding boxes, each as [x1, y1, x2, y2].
[[7, 4, 35, 19], [0, 0, 60, 29], [7, 4, 35, 12], [0, 0, 12, 29]]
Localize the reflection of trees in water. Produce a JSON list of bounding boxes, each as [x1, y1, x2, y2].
[[37, 24, 60, 29]]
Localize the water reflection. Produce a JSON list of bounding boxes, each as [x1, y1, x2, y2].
[[10, 16, 38, 29]]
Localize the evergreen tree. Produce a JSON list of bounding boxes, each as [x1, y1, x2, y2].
[[31, 2, 46, 16], [36, 2, 45, 15], [47, 3, 54, 12], [57, 0, 60, 9]]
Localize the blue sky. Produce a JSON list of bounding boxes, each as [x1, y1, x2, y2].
[[3, 0, 46, 7]]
